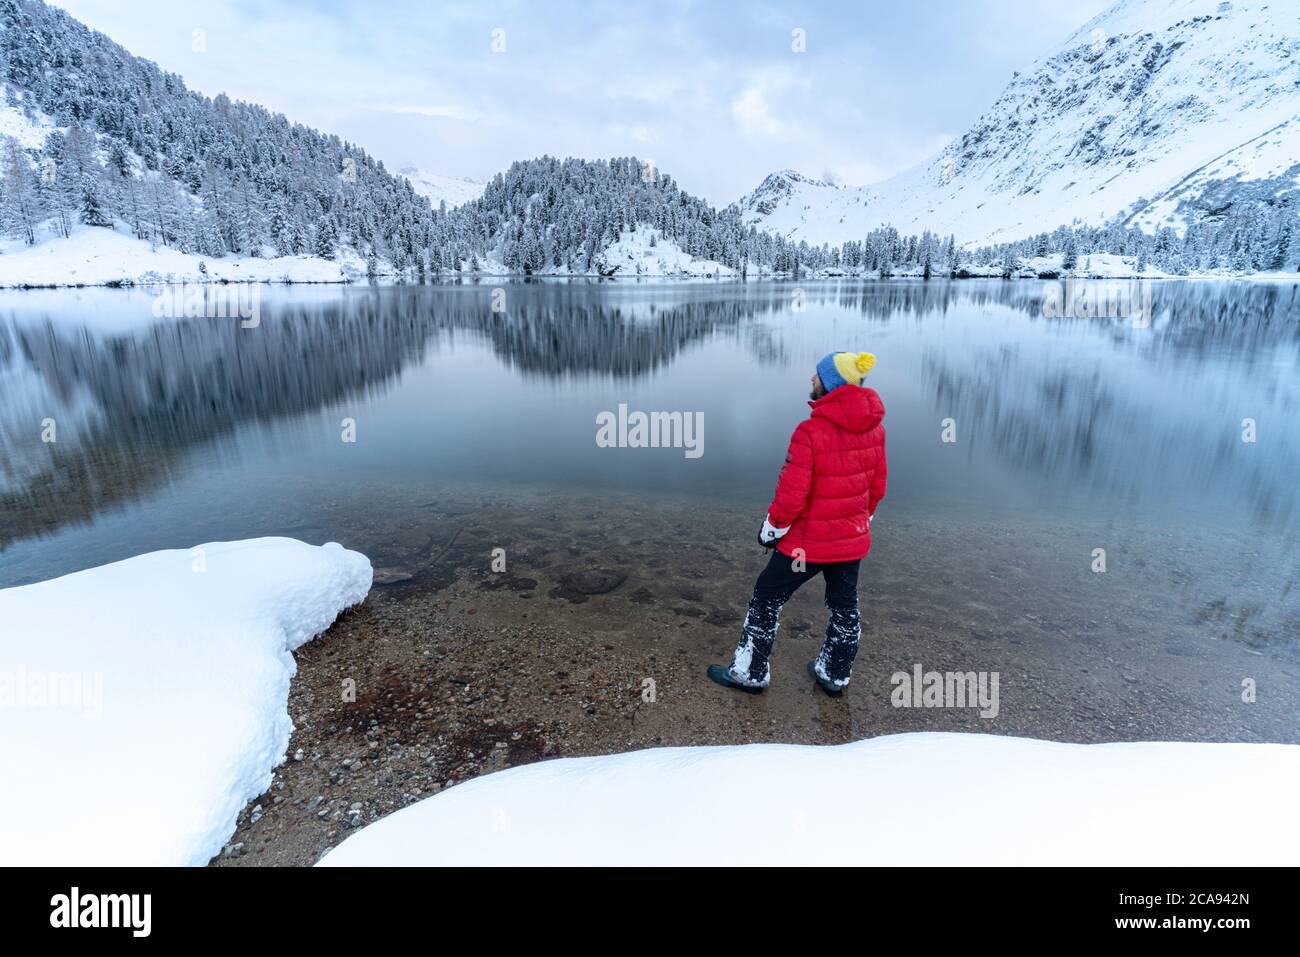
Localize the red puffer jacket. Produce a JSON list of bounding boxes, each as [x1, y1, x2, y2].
[[767, 385, 887, 564]]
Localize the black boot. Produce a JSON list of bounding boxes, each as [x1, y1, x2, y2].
[[807, 660, 844, 697], [812, 605, 861, 692], [707, 664, 765, 694], [724, 595, 784, 689]]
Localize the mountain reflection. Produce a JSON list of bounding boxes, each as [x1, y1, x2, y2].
[[920, 283, 1300, 529]]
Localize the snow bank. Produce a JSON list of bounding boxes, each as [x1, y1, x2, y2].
[[0, 225, 369, 289], [319, 733, 1300, 866], [0, 538, 371, 866]]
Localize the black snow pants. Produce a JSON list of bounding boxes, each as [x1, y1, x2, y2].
[[728, 549, 862, 689]]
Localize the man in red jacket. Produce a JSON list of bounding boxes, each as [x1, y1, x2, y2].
[[709, 351, 886, 697]]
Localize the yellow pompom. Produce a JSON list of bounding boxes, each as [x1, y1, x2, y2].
[[855, 352, 876, 375]]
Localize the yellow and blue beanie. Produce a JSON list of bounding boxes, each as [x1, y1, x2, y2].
[[816, 351, 876, 392]]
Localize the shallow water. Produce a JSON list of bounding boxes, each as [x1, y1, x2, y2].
[[1, 279, 1297, 659]]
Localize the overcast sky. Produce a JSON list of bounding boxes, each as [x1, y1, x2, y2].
[[51, 0, 1111, 204]]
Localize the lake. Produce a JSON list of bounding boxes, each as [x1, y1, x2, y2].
[[2, 280, 1298, 678]]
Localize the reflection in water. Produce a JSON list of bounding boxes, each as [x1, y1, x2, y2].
[[0, 286, 800, 544], [921, 283, 1300, 529], [0, 279, 1297, 590], [926, 348, 1111, 479]]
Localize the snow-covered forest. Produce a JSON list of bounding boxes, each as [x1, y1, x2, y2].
[[832, 213, 1300, 279], [438, 156, 815, 277], [0, 0, 433, 267], [0, 0, 824, 279]]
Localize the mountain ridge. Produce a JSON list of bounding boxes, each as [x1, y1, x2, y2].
[[738, 0, 1300, 248]]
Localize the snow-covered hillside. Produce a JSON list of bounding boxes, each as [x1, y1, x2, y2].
[[397, 166, 485, 209], [738, 170, 839, 225], [596, 226, 735, 277], [319, 733, 1300, 866], [0, 88, 375, 287], [0, 1, 441, 279], [0, 87, 54, 148], [739, 0, 1300, 247]]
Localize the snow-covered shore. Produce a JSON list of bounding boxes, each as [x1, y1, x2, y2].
[[0, 538, 371, 866], [0, 226, 369, 289], [2, 225, 1297, 289], [819, 252, 1300, 283], [319, 733, 1300, 866], [0, 223, 742, 287]]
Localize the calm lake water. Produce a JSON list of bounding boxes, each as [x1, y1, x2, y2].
[[1, 279, 1298, 655]]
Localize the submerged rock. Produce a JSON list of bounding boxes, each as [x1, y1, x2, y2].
[[373, 568, 415, 586], [549, 568, 627, 602]]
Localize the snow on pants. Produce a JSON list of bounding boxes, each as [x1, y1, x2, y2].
[[728, 550, 862, 689]]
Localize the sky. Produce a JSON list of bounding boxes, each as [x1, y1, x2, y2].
[[50, 0, 1113, 205]]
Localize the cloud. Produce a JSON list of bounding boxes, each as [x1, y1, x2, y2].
[[731, 85, 782, 137], [50, 0, 1113, 205], [373, 104, 484, 123], [606, 123, 653, 144], [730, 66, 812, 139]]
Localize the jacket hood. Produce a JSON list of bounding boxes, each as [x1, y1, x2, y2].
[[809, 384, 884, 433]]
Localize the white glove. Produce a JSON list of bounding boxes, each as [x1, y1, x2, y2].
[[758, 514, 790, 547]]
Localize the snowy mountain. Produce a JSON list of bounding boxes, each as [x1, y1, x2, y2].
[[397, 166, 484, 210], [739, 0, 1300, 247], [737, 170, 840, 222]]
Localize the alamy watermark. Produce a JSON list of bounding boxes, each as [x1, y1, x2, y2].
[[50, 887, 150, 937], [891, 663, 999, 719], [595, 403, 704, 459], [152, 281, 262, 327], [0, 666, 104, 718], [1041, 278, 1153, 327]]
